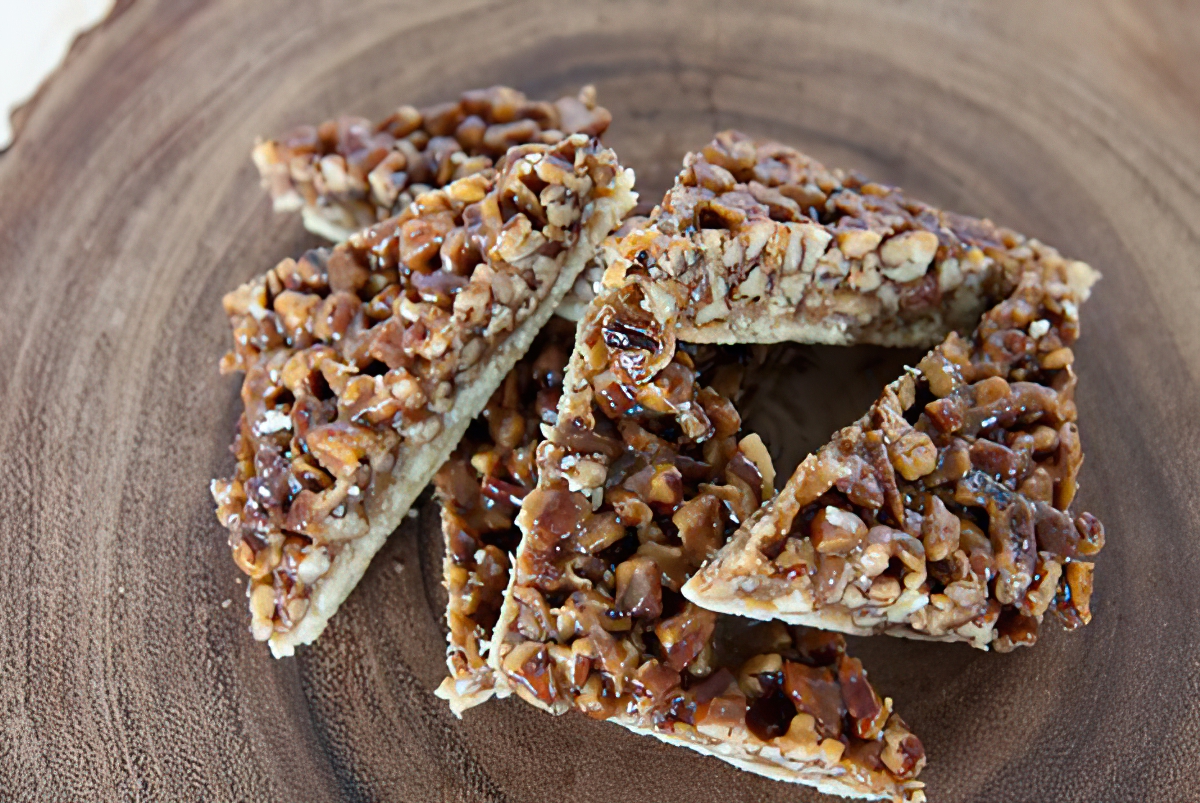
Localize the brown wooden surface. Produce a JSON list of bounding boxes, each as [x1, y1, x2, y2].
[[3, 1, 1199, 801]]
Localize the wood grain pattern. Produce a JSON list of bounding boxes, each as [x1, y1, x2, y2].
[[2, 1, 1198, 801]]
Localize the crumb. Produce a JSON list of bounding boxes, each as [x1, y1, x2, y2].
[[405, 509, 418, 519], [221, 599, 232, 609], [393, 559, 405, 575], [117, 586, 125, 595]]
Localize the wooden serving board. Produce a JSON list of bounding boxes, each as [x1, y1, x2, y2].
[[3, 1, 1199, 801]]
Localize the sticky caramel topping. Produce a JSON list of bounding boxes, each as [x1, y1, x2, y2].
[[693, 258, 1104, 651], [601, 130, 1095, 350], [492, 283, 923, 790], [253, 85, 613, 235], [437, 318, 574, 683], [212, 135, 630, 642]]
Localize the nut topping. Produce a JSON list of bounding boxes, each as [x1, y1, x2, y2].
[[487, 280, 924, 798], [601, 130, 1097, 357], [684, 245, 1105, 652], [217, 135, 634, 652], [253, 85, 613, 240]]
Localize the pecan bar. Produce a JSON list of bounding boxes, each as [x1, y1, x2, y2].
[[683, 255, 1104, 650], [486, 284, 925, 801], [434, 224, 653, 715], [211, 136, 635, 657], [601, 131, 1064, 348], [253, 85, 611, 242], [433, 317, 574, 715]]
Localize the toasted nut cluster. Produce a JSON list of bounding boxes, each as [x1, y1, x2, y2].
[[602, 130, 1095, 350], [434, 319, 573, 707], [689, 258, 1104, 651], [212, 135, 634, 642], [488, 283, 924, 795], [253, 85, 612, 239]]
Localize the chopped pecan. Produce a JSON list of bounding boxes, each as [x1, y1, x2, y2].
[[615, 556, 664, 619], [783, 661, 845, 740], [810, 506, 868, 556], [655, 604, 718, 672]]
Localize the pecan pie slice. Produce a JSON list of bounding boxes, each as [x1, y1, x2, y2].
[[211, 136, 635, 656], [253, 85, 612, 242], [602, 130, 1064, 348], [434, 221, 653, 714], [433, 317, 574, 714], [486, 284, 926, 801], [683, 257, 1104, 650]]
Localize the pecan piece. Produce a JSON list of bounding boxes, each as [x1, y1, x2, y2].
[[655, 604, 718, 672], [614, 556, 663, 619], [810, 506, 868, 556], [783, 661, 845, 740]]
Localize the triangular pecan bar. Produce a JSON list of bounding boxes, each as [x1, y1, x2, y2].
[[212, 136, 635, 656], [253, 85, 612, 242], [684, 256, 1103, 650], [487, 282, 926, 800], [602, 130, 1030, 347], [433, 316, 575, 714]]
